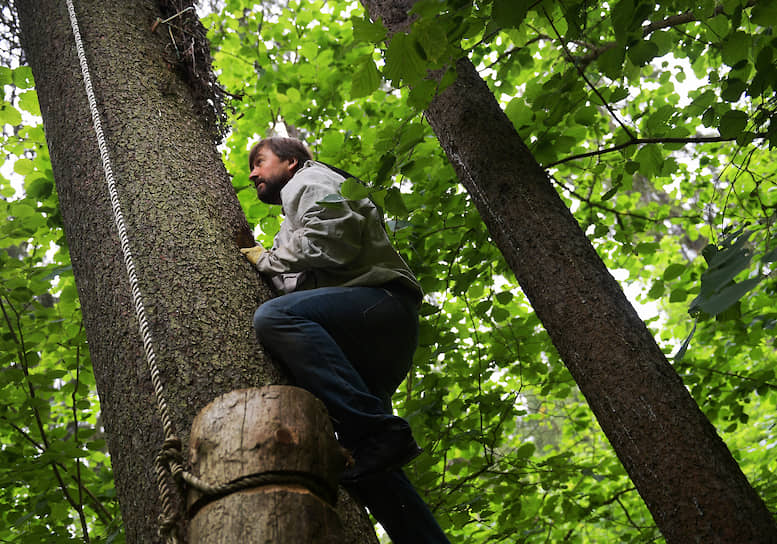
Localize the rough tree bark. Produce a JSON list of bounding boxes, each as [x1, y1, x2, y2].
[[16, 1, 377, 542], [360, 1, 777, 543]]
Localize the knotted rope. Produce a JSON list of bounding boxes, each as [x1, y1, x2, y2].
[[64, 1, 187, 540]]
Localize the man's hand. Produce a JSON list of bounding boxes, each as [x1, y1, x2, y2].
[[240, 244, 265, 265]]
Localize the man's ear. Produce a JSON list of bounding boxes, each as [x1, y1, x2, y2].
[[287, 157, 299, 172]]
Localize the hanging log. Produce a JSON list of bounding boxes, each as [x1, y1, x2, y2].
[[188, 386, 346, 543]]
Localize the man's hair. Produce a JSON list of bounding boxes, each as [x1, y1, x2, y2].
[[249, 137, 312, 173]]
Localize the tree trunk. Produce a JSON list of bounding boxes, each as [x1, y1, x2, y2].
[[16, 1, 377, 542], [360, 2, 777, 543]]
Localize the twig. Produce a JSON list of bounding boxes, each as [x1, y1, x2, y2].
[[542, 7, 637, 141], [72, 324, 91, 542]]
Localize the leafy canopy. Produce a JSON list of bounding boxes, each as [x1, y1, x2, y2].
[[2, 0, 776, 542]]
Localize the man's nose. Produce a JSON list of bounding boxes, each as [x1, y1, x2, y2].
[[249, 166, 260, 181]]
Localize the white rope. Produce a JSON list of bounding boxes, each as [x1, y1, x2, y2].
[[65, 2, 182, 541]]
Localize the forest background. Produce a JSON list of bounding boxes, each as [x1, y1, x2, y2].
[[1, 0, 776, 542]]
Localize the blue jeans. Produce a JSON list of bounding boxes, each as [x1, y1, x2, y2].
[[345, 469, 450, 544], [253, 285, 449, 543]]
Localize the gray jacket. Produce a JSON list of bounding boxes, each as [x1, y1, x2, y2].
[[254, 161, 422, 300]]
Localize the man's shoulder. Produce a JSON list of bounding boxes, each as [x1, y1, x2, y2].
[[281, 161, 344, 205], [297, 161, 345, 182]]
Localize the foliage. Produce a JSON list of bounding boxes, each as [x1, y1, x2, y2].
[[2, 0, 776, 542], [1, 65, 124, 541]]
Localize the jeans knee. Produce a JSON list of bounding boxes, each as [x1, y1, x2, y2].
[[252, 304, 276, 339]]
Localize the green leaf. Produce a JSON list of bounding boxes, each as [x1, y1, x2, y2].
[[340, 177, 370, 201], [492, 0, 529, 30], [385, 218, 411, 232], [516, 442, 535, 459], [609, 86, 629, 103], [495, 291, 513, 304], [286, 87, 301, 103], [663, 263, 686, 281], [300, 41, 318, 61], [574, 105, 598, 125], [762, 247, 777, 263], [627, 40, 659, 66], [384, 187, 408, 216], [316, 193, 347, 207], [416, 22, 448, 64], [407, 78, 439, 110], [697, 277, 761, 316], [647, 280, 665, 299], [645, 104, 674, 135], [720, 31, 750, 67], [751, 2, 777, 26], [673, 320, 697, 362], [13, 158, 34, 176], [601, 185, 619, 201], [492, 306, 510, 322], [719, 110, 748, 138], [384, 32, 427, 86], [25, 177, 53, 200], [669, 287, 689, 303], [611, 0, 636, 43], [351, 15, 387, 44], [0, 104, 22, 126], [12, 65, 34, 88], [18, 91, 40, 116], [350, 55, 381, 98], [505, 98, 533, 129], [634, 242, 661, 255], [687, 90, 716, 116], [721, 78, 746, 102], [397, 123, 425, 154], [702, 234, 752, 288], [634, 145, 663, 177], [597, 46, 626, 80], [375, 153, 396, 184], [624, 160, 640, 174], [320, 130, 344, 156]]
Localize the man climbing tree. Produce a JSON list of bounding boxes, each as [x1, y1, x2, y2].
[[9, 0, 777, 541], [241, 136, 449, 543]]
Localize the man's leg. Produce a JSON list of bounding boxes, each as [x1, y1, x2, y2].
[[252, 285, 416, 445], [345, 470, 451, 544], [253, 286, 449, 542]]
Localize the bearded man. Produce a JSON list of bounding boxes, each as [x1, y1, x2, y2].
[[240, 137, 449, 543]]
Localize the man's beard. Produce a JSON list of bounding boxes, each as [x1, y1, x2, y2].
[[255, 173, 289, 205]]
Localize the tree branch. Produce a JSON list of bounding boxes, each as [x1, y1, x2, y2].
[[550, 174, 701, 223], [575, 1, 757, 67], [545, 135, 767, 168], [683, 361, 777, 390]]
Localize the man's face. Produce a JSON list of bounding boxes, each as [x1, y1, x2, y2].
[[249, 147, 297, 205]]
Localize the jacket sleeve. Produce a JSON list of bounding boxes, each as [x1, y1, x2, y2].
[[254, 168, 365, 275]]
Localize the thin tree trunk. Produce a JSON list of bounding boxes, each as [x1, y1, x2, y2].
[[360, 2, 777, 542], [16, 1, 377, 542]]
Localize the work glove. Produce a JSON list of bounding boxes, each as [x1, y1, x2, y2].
[[240, 244, 265, 265]]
